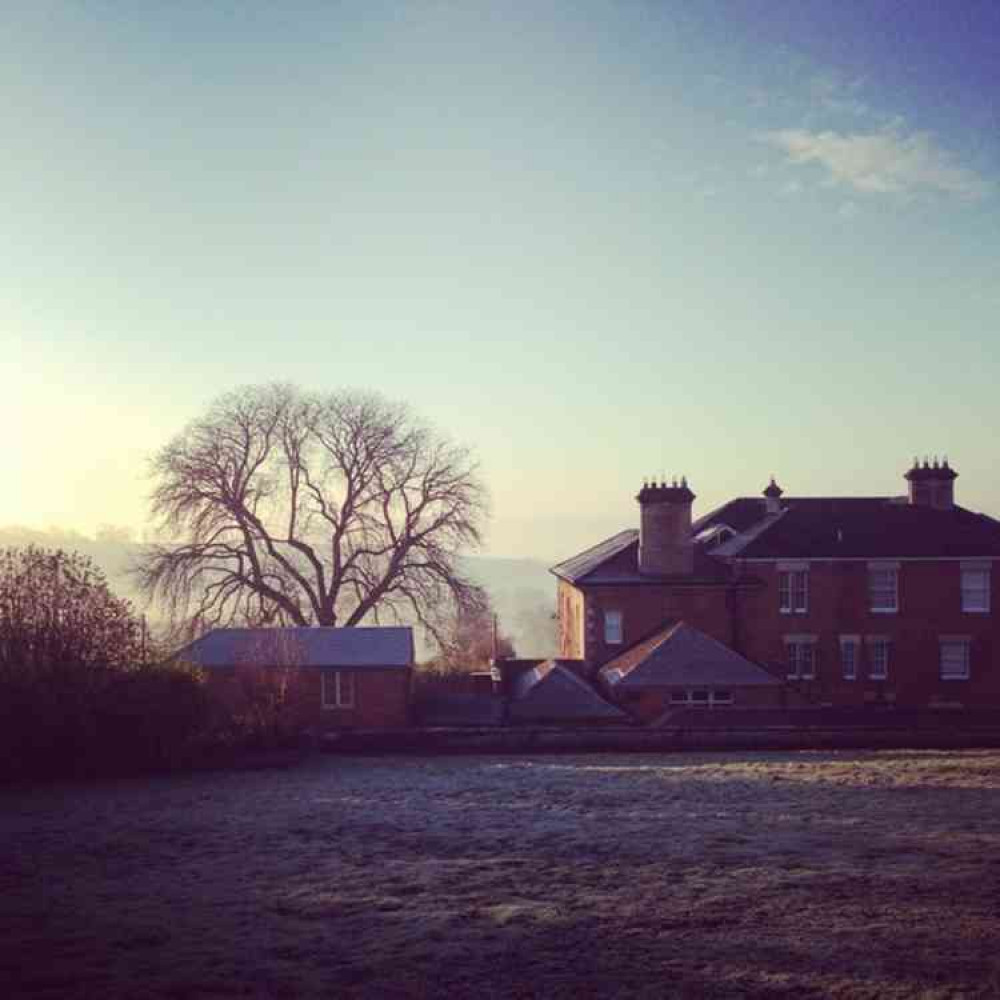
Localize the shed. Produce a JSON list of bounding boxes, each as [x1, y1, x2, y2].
[[175, 626, 414, 730]]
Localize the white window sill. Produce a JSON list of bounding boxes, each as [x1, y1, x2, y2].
[[940, 676, 970, 682], [870, 608, 898, 615], [961, 609, 989, 615]]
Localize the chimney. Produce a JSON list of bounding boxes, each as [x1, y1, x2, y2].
[[636, 476, 695, 575], [763, 476, 784, 515], [905, 456, 957, 509]]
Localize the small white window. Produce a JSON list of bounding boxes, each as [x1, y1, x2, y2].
[[961, 569, 990, 613], [322, 671, 355, 709], [868, 639, 890, 680], [869, 567, 898, 613], [779, 570, 808, 614], [604, 610, 623, 645], [669, 690, 734, 708], [940, 640, 970, 680], [786, 641, 816, 680], [840, 637, 859, 681]]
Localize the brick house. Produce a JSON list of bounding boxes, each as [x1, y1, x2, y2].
[[552, 460, 1000, 712], [176, 626, 413, 730]]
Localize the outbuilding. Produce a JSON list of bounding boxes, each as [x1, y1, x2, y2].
[[175, 626, 414, 730]]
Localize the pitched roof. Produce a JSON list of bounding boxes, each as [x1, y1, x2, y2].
[[550, 530, 731, 585], [600, 622, 781, 689], [508, 660, 628, 722], [550, 530, 638, 584], [174, 627, 414, 670], [718, 499, 1000, 560], [552, 497, 1000, 582]]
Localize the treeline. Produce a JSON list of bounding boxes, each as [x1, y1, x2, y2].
[[0, 547, 214, 781]]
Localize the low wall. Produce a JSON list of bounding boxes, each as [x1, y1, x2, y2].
[[323, 721, 1000, 755]]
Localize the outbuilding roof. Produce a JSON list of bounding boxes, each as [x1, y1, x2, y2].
[[600, 622, 780, 689], [509, 660, 628, 722], [174, 626, 414, 670]]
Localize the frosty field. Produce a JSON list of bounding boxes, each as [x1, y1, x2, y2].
[[3, 750, 1000, 999]]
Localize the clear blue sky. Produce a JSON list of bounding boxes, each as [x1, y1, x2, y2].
[[5, 1, 999, 559]]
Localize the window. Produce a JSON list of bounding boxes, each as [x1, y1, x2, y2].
[[322, 671, 355, 709], [604, 610, 623, 645], [668, 690, 733, 707], [961, 568, 990, 613], [840, 636, 859, 681], [779, 570, 808, 614], [868, 566, 899, 613], [868, 638, 890, 680], [786, 640, 816, 680], [940, 639, 971, 680]]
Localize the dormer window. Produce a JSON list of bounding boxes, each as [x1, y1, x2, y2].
[[695, 524, 735, 549]]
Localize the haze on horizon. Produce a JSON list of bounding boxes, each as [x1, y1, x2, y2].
[[5, 1, 999, 564]]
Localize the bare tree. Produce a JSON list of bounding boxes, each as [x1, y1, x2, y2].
[[429, 603, 516, 673], [137, 384, 489, 645]]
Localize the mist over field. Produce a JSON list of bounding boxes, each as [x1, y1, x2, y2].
[[0, 526, 557, 660]]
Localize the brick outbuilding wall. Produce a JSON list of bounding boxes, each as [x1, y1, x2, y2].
[[204, 666, 411, 730]]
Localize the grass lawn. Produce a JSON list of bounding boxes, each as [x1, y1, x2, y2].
[[2, 750, 1000, 998]]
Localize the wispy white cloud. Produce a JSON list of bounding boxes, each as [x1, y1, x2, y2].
[[765, 127, 990, 200], [808, 72, 869, 118]]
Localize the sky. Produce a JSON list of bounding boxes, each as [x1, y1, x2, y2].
[[4, 0, 999, 561]]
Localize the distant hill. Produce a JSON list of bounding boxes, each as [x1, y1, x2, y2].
[[0, 526, 557, 659]]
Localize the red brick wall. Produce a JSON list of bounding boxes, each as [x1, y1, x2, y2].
[[617, 684, 784, 724], [562, 558, 999, 710], [735, 560, 999, 709], [204, 666, 411, 730], [570, 582, 736, 669]]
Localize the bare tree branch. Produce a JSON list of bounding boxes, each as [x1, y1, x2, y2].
[[136, 384, 489, 646]]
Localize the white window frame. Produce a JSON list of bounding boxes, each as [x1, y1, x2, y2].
[[785, 636, 817, 680], [668, 690, 733, 708], [939, 638, 971, 681], [321, 670, 355, 709], [867, 637, 890, 680], [840, 635, 859, 681], [868, 564, 899, 614], [961, 565, 990, 613], [604, 609, 623, 645], [778, 566, 808, 614]]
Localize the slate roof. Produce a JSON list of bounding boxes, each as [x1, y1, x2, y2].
[[550, 530, 731, 585], [508, 660, 628, 722], [718, 498, 1000, 560], [552, 497, 1000, 585], [174, 627, 414, 670], [600, 622, 781, 689], [550, 530, 638, 584]]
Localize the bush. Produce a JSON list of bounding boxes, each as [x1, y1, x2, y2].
[[0, 660, 212, 781]]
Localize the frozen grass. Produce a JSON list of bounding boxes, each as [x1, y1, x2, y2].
[[3, 750, 1000, 998]]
